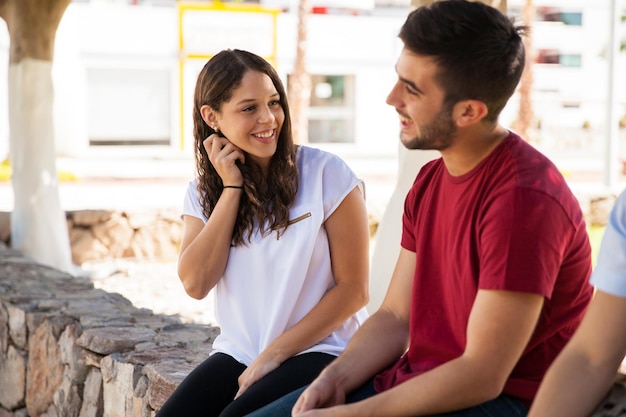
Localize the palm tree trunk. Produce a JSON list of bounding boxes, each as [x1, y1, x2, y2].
[[0, 0, 73, 273], [287, 0, 311, 144], [512, 0, 535, 142]]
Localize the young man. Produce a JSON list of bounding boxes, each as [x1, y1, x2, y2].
[[246, 1, 593, 416], [528, 190, 626, 417]]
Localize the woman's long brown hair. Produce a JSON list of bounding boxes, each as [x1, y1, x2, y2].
[[192, 49, 298, 246]]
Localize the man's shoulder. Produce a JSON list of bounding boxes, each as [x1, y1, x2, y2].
[[499, 134, 568, 191]]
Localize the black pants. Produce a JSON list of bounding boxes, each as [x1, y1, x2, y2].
[[155, 352, 335, 417]]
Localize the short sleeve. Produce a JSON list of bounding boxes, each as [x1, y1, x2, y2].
[[181, 179, 207, 223], [319, 150, 363, 221], [591, 190, 626, 297]]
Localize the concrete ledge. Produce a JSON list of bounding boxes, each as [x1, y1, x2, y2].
[[0, 243, 219, 417]]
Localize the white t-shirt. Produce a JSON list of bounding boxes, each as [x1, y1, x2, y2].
[[182, 145, 369, 365], [590, 190, 626, 298]]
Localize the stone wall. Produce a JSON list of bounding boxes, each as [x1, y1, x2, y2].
[[0, 242, 219, 417], [0, 193, 618, 417], [0, 210, 184, 265]]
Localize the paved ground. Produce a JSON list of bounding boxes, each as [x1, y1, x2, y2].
[[0, 149, 398, 215]]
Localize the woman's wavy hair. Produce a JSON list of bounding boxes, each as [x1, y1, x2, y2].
[[193, 49, 298, 246]]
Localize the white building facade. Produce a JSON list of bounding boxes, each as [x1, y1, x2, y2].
[[0, 0, 624, 160]]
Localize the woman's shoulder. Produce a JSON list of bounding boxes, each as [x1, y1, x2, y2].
[[297, 145, 349, 168]]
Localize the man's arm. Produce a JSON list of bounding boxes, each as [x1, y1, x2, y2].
[[297, 288, 544, 417], [528, 290, 626, 417]]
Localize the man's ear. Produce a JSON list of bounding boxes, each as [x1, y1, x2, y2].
[[200, 105, 218, 127], [453, 100, 489, 127]]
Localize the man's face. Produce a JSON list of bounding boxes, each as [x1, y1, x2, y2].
[[386, 48, 457, 151]]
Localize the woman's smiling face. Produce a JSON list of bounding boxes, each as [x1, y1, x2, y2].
[[203, 70, 284, 171]]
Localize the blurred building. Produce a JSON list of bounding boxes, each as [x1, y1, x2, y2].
[[0, 0, 624, 160], [507, 0, 626, 158]]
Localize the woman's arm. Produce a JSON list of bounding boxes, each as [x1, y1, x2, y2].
[[177, 134, 245, 300], [236, 185, 371, 396], [177, 188, 242, 300], [528, 290, 626, 417]]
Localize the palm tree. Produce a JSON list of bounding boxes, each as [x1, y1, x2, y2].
[[0, 0, 73, 272], [512, 0, 535, 142], [287, 0, 311, 144]]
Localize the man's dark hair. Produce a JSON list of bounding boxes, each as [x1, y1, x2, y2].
[[399, 0, 527, 122]]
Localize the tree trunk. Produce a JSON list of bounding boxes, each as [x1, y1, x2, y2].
[[0, 0, 73, 273], [512, 0, 535, 142], [287, 0, 311, 144]]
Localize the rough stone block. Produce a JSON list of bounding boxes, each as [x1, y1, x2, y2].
[[53, 374, 82, 417], [101, 355, 141, 417], [92, 215, 134, 258], [0, 304, 8, 354], [0, 408, 28, 417], [60, 323, 89, 382], [77, 327, 157, 355], [69, 210, 115, 227], [144, 361, 197, 411], [7, 304, 28, 349], [26, 319, 64, 417], [79, 368, 103, 417], [0, 345, 26, 409], [69, 228, 110, 265], [589, 194, 617, 226]]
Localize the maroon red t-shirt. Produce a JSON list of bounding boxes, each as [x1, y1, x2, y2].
[[373, 132, 593, 407]]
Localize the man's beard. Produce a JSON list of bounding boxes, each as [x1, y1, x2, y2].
[[402, 105, 456, 151]]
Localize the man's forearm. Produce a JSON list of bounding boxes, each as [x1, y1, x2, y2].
[[338, 353, 515, 417], [322, 309, 409, 394]]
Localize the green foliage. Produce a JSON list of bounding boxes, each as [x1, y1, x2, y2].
[[588, 225, 605, 268], [0, 159, 10, 181]]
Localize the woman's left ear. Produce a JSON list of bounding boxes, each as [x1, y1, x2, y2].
[[453, 100, 488, 127], [200, 105, 218, 127]]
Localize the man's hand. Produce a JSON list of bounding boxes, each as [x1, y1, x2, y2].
[[292, 372, 347, 416], [294, 405, 353, 417]]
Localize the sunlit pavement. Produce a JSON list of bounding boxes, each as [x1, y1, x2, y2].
[[0, 151, 399, 217], [0, 146, 624, 215]]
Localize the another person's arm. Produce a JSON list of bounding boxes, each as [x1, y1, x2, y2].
[[529, 191, 626, 417], [294, 282, 544, 417], [236, 185, 371, 397], [528, 290, 626, 417]]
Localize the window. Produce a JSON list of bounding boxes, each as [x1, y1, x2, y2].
[[559, 12, 583, 26], [537, 8, 583, 26], [290, 74, 355, 144], [536, 49, 582, 68], [560, 54, 582, 68], [537, 49, 560, 65], [87, 68, 171, 145]]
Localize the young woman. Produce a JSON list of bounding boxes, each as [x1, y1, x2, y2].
[[155, 49, 370, 417]]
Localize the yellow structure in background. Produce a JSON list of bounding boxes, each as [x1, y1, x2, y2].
[[176, 1, 280, 150]]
